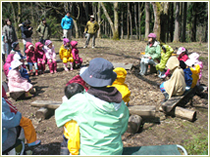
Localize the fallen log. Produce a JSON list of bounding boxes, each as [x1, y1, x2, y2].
[[36, 107, 54, 120], [31, 100, 62, 109], [112, 63, 133, 70], [127, 115, 143, 134], [175, 106, 197, 122], [128, 105, 156, 118]]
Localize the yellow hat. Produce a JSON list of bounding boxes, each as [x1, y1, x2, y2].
[[113, 67, 127, 79]]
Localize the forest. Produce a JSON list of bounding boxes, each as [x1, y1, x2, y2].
[[2, 2, 208, 43]]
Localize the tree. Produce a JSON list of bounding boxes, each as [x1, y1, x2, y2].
[[100, 2, 119, 40], [182, 2, 187, 42], [151, 2, 161, 41], [173, 2, 180, 42], [145, 2, 150, 40], [138, 2, 144, 40]]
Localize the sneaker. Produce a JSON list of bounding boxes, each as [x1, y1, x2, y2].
[[64, 67, 69, 71], [139, 72, 144, 76], [70, 68, 73, 71], [28, 140, 41, 147], [160, 74, 166, 79], [25, 92, 33, 98], [92, 46, 95, 49], [83, 45, 87, 48], [54, 70, 57, 73], [60, 147, 69, 155], [35, 70, 38, 76], [50, 70, 54, 74]]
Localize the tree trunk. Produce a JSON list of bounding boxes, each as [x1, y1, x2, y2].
[[138, 3, 144, 41], [134, 2, 138, 39], [100, 2, 119, 40], [145, 2, 150, 40], [128, 3, 132, 37], [173, 2, 180, 42], [160, 2, 169, 43], [97, 3, 101, 38], [105, 20, 107, 36], [152, 2, 161, 41], [127, 3, 130, 39], [120, 11, 124, 39], [191, 3, 197, 42], [83, 2, 89, 21], [31, 2, 35, 25], [10, 2, 18, 32], [182, 2, 187, 42]]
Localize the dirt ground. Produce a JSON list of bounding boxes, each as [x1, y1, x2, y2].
[[4, 38, 208, 155]]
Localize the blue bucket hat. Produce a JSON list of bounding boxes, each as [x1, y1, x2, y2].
[[80, 58, 117, 87]]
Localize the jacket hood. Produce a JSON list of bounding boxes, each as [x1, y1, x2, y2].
[[166, 56, 180, 71], [26, 42, 34, 49], [6, 54, 14, 63], [35, 42, 44, 50], [70, 41, 78, 48], [153, 41, 160, 47]]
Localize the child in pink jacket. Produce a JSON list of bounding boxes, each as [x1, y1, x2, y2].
[[3, 54, 14, 77], [35, 42, 46, 74], [70, 41, 83, 69], [25, 42, 38, 76], [44, 40, 57, 74]]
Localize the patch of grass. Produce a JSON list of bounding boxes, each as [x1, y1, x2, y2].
[[199, 56, 208, 61], [184, 134, 208, 155]]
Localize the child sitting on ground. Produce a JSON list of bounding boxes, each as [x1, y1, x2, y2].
[[66, 67, 89, 91], [60, 83, 85, 155], [44, 40, 57, 74], [155, 44, 174, 78], [161, 47, 188, 79], [179, 61, 192, 91], [8, 60, 34, 98], [70, 41, 83, 69], [25, 42, 38, 76], [185, 52, 203, 88], [160, 56, 186, 102], [2, 85, 41, 147], [35, 42, 46, 74], [109, 67, 131, 106], [59, 38, 74, 71]]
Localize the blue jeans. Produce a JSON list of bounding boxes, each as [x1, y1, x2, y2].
[[28, 62, 38, 71]]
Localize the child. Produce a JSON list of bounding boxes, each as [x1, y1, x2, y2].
[[155, 45, 174, 78], [140, 33, 161, 75], [59, 38, 74, 71], [160, 56, 186, 102], [180, 61, 193, 90], [185, 52, 203, 88], [160, 47, 188, 79], [2, 85, 41, 147], [110, 67, 131, 106], [25, 42, 38, 76], [66, 67, 89, 91], [35, 42, 46, 74], [3, 53, 14, 77], [44, 40, 57, 74], [2, 35, 6, 64], [60, 83, 84, 155], [70, 41, 83, 69], [7, 60, 34, 98]]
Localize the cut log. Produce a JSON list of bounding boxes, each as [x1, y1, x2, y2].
[[127, 115, 143, 134], [10, 91, 25, 101], [31, 100, 61, 109], [161, 88, 195, 113], [36, 107, 54, 120], [112, 63, 133, 70], [175, 106, 197, 122], [128, 105, 156, 118]]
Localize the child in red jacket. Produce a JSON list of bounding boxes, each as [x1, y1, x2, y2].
[[25, 42, 38, 76], [35, 42, 46, 74], [70, 41, 83, 69]]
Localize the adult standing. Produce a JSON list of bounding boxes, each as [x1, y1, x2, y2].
[[55, 58, 129, 155], [83, 15, 99, 49], [139, 33, 161, 76], [2, 18, 18, 56], [36, 18, 51, 44], [61, 11, 73, 40], [19, 19, 33, 56]]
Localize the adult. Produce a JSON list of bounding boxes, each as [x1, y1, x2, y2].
[[139, 33, 161, 75], [19, 19, 33, 56], [36, 18, 51, 44], [2, 18, 18, 56], [83, 15, 99, 49], [55, 58, 129, 155], [61, 11, 73, 40]]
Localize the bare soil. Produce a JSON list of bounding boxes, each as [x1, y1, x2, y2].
[[4, 38, 208, 155]]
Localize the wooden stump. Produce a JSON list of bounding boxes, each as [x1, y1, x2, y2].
[[128, 105, 156, 118], [31, 100, 61, 109], [36, 107, 54, 120], [127, 115, 143, 134], [10, 91, 25, 101], [175, 106, 197, 122]]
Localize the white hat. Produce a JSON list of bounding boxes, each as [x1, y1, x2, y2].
[[11, 60, 22, 69], [90, 15, 94, 18], [185, 59, 194, 67]]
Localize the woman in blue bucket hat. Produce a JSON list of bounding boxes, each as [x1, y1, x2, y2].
[[55, 58, 129, 155]]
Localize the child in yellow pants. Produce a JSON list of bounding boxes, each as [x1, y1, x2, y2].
[[59, 38, 74, 71]]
